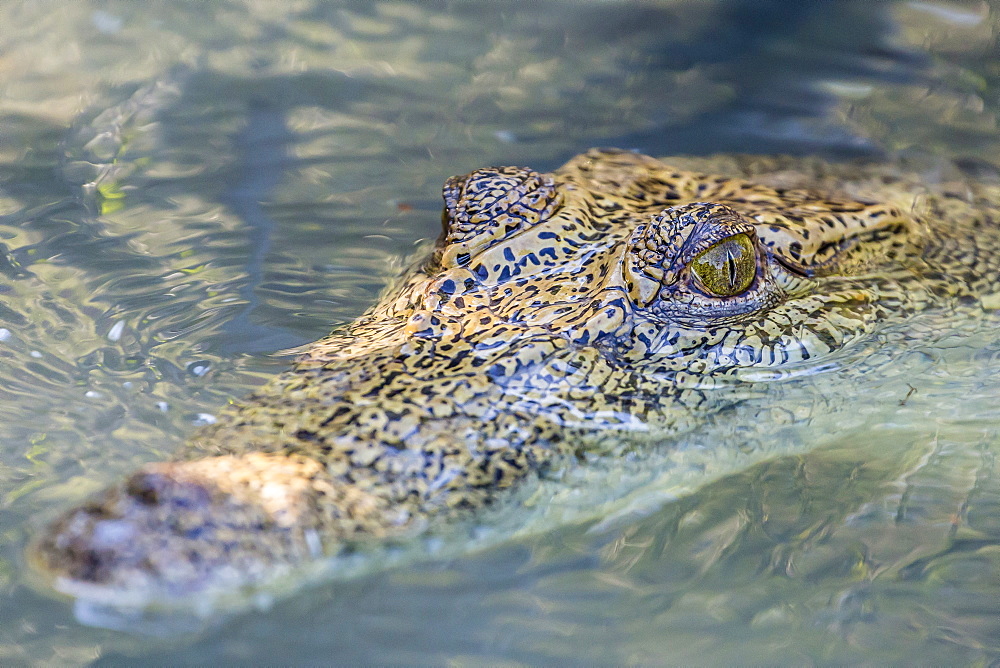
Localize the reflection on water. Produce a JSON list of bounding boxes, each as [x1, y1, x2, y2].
[[0, 0, 999, 663]]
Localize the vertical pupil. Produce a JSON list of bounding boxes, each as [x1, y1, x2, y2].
[[690, 233, 756, 297]]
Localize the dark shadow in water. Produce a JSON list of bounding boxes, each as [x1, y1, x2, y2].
[[152, 68, 445, 354], [603, 0, 927, 158], [216, 101, 300, 355]]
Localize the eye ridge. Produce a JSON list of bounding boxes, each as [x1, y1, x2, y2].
[[689, 233, 757, 297]]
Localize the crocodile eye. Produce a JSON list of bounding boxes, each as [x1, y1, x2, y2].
[[689, 233, 756, 297]]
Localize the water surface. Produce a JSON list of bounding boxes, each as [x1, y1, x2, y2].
[[1, 0, 1000, 664]]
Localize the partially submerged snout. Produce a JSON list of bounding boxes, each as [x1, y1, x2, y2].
[[29, 454, 367, 609]]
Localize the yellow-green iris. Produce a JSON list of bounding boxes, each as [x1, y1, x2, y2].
[[690, 233, 757, 297]]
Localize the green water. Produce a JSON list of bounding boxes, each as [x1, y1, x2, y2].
[[1, 0, 1000, 664]]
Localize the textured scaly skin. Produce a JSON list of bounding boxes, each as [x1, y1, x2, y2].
[[30, 149, 1000, 605]]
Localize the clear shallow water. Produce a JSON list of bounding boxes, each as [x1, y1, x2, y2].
[[1, 0, 1000, 664]]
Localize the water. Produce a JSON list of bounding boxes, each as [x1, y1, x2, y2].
[[1, 0, 999, 663]]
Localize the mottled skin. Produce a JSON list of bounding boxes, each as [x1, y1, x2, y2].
[[30, 149, 1000, 608]]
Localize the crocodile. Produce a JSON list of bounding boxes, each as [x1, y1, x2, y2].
[[29, 148, 1000, 614]]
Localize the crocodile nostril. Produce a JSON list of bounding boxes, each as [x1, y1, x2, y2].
[[123, 468, 215, 511], [125, 471, 167, 506]]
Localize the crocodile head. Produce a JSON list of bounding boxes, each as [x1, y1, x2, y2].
[[425, 148, 914, 374], [30, 149, 924, 618]]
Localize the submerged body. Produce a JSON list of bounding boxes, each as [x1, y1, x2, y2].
[[31, 149, 1000, 612]]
